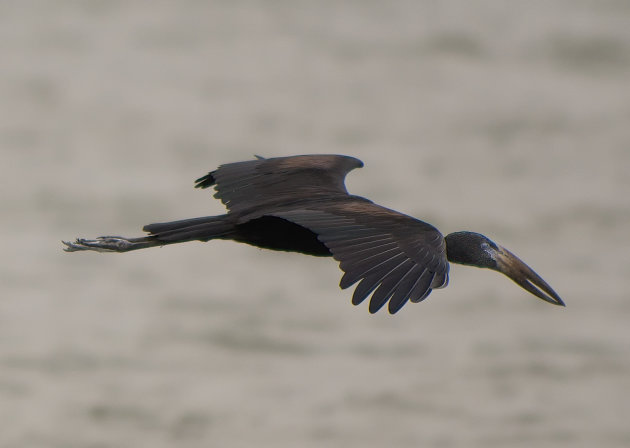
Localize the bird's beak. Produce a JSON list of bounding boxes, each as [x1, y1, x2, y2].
[[493, 246, 565, 306]]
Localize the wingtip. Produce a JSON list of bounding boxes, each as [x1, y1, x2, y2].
[[194, 172, 216, 189]]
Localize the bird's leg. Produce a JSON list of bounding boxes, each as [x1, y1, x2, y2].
[[62, 236, 159, 253]]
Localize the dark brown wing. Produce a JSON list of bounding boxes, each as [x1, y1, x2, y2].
[[273, 202, 449, 314], [195, 154, 363, 214]]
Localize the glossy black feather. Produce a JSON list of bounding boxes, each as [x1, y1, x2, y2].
[[272, 205, 449, 313], [195, 155, 363, 215], [387, 265, 427, 313]]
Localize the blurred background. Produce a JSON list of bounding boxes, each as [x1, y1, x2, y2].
[[2, 1, 630, 447]]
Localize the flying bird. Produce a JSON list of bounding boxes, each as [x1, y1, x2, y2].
[[63, 154, 564, 313]]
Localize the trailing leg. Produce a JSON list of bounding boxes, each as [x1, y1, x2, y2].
[[64, 215, 235, 253], [63, 236, 161, 253]]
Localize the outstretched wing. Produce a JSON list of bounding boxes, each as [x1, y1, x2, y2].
[[195, 154, 363, 214], [273, 202, 449, 314]]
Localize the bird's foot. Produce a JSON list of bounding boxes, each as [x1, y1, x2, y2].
[[62, 236, 138, 253]]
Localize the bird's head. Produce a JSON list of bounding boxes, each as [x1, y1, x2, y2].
[[444, 231, 564, 306]]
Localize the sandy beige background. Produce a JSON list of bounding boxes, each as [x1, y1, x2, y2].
[[2, 1, 630, 447]]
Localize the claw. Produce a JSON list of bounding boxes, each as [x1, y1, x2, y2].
[[62, 238, 118, 252]]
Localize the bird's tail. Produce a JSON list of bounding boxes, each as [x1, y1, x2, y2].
[[143, 215, 234, 243]]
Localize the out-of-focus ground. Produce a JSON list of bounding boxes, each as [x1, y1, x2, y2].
[[2, 1, 630, 447]]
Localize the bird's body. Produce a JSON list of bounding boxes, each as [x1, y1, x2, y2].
[[64, 154, 564, 313]]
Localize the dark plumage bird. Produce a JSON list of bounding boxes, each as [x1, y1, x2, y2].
[[64, 154, 564, 313]]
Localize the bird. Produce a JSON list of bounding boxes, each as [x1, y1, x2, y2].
[[63, 154, 564, 313]]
